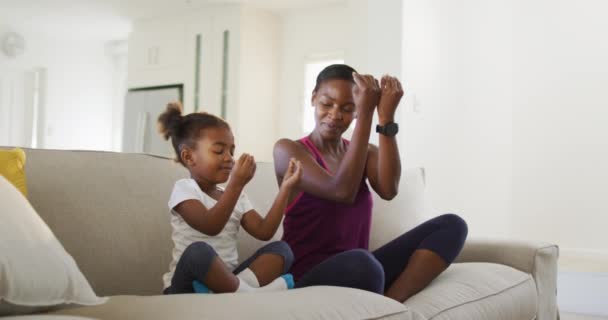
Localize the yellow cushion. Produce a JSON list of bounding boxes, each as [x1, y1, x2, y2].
[[0, 148, 28, 197]]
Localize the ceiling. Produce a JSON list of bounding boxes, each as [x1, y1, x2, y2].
[[0, 0, 345, 39]]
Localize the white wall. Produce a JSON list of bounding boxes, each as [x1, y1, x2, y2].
[[236, 6, 281, 162], [0, 26, 124, 151], [348, 0, 403, 80], [278, 3, 352, 140], [278, 0, 403, 141], [280, 0, 608, 268], [510, 0, 608, 265], [402, 0, 608, 267], [402, 0, 514, 238]]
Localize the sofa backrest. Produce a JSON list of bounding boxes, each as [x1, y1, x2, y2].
[[21, 148, 428, 297], [23, 149, 187, 296]]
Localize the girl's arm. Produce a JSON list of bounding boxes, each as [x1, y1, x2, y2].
[[273, 73, 379, 204], [174, 154, 256, 236], [241, 159, 302, 241], [366, 75, 403, 200]]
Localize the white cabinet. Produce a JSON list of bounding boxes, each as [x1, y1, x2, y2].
[[127, 7, 240, 115], [181, 7, 240, 119], [127, 18, 187, 89]]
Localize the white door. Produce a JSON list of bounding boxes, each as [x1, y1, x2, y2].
[[0, 69, 38, 148]]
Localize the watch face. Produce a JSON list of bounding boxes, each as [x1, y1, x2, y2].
[[377, 123, 398, 136], [386, 123, 399, 136]]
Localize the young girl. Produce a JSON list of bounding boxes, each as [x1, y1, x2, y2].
[[158, 102, 302, 294]]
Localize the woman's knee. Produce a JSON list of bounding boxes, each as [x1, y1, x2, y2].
[[439, 213, 468, 240], [343, 249, 385, 293], [353, 249, 383, 272], [432, 214, 468, 263]]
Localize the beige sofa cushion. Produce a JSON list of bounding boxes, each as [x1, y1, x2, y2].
[[404, 263, 537, 320], [50, 286, 412, 320], [22, 149, 189, 296]]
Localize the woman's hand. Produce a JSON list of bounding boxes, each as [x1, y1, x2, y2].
[[230, 153, 256, 188], [352, 73, 380, 117], [377, 75, 404, 123], [281, 158, 302, 190]]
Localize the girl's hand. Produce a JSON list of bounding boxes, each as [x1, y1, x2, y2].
[[281, 158, 302, 190], [352, 72, 380, 116], [377, 75, 404, 123], [231, 153, 256, 187]]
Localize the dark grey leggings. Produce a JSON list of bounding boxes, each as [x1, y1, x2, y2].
[[294, 214, 468, 294], [164, 240, 294, 294]]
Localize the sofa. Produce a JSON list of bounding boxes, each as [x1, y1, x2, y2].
[[2, 148, 559, 319]]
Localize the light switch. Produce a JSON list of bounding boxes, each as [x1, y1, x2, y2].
[[412, 93, 421, 113]]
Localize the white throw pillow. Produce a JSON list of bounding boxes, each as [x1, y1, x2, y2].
[[0, 176, 107, 316]]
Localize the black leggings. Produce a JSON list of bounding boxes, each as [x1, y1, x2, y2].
[[164, 240, 294, 294], [295, 214, 468, 293]]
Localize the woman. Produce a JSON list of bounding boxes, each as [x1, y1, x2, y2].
[[273, 64, 468, 302]]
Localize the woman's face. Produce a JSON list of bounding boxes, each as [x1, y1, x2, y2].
[[311, 79, 356, 140]]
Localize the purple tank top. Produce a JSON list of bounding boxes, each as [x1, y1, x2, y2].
[[281, 136, 373, 280]]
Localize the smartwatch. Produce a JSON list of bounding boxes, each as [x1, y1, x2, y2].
[[376, 122, 399, 136]]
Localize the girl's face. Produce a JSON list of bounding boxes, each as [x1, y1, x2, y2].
[[185, 126, 235, 184], [311, 79, 356, 140]]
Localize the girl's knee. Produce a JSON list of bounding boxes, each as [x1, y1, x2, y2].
[[276, 241, 295, 269], [265, 241, 295, 270], [183, 241, 216, 262]]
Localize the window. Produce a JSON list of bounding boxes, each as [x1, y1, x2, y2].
[[302, 58, 344, 134]]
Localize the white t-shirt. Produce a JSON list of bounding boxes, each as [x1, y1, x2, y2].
[[162, 178, 254, 290]]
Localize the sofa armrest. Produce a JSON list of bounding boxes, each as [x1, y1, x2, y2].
[[454, 238, 559, 320]]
